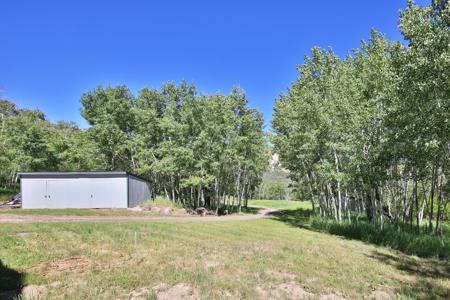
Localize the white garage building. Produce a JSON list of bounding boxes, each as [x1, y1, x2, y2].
[[18, 172, 151, 209]]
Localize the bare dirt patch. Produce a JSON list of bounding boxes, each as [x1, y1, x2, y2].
[[202, 254, 223, 268], [319, 293, 347, 300], [257, 282, 314, 299], [21, 284, 47, 298], [30, 256, 92, 277], [367, 286, 394, 300], [16, 231, 35, 238], [157, 283, 199, 300], [256, 282, 348, 300], [0, 284, 48, 299], [128, 283, 199, 300], [272, 282, 314, 299]]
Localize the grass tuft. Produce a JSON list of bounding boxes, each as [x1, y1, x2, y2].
[[139, 197, 184, 210]]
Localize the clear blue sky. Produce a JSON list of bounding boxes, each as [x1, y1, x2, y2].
[[0, 1, 428, 129]]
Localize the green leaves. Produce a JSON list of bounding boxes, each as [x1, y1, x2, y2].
[[272, 1, 449, 225]]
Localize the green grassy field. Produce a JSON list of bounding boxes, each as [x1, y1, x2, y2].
[[0, 200, 449, 299], [0, 208, 157, 216], [1, 218, 449, 299], [249, 199, 311, 210]]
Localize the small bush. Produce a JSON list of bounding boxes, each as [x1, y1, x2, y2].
[[0, 187, 18, 202], [310, 217, 450, 259]]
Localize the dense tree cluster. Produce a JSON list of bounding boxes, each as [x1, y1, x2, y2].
[[0, 99, 105, 187], [0, 83, 269, 211], [273, 1, 449, 234]]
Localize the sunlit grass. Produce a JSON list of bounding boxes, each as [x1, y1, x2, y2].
[[249, 199, 311, 210], [0, 219, 448, 299], [0, 208, 156, 216]]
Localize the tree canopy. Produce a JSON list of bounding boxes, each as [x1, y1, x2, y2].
[[272, 0, 449, 234], [0, 83, 269, 211]]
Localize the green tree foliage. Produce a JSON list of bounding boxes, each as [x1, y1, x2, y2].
[[0, 99, 104, 188], [272, 1, 449, 234], [263, 183, 289, 200], [130, 83, 269, 211], [0, 82, 269, 211]]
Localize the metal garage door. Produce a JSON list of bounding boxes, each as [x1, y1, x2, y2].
[[47, 180, 70, 208], [20, 172, 129, 209], [22, 179, 48, 208], [81, 179, 112, 208], [46, 179, 111, 208]]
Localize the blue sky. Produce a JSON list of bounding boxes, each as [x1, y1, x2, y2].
[[0, 1, 429, 129]]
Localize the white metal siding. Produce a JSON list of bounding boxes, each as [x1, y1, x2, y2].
[[128, 175, 151, 207], [21, 177, 128, 209]]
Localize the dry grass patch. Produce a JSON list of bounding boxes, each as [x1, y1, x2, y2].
[[29, 256, 92, 278], [0, 219, 449, 299]]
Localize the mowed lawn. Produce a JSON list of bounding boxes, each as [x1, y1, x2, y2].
[[1, 216, 449, 299], [249, 200, 311, 210], [0, 208, 155, 217]]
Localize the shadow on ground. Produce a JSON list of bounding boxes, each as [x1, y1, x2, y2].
[[267, 208, 312, 228], [0, 260, 24, 299], [234, 206, 261, 215], [368, 251, 450, 299], [269, 208, 450, 299]]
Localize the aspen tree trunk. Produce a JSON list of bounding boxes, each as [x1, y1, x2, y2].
[[414, 179, 419, 233], [305, 171, 316, 215], [170, 176, 175, 202], [196, 185, 201, 208], [164, 186, 169, 199], [319, 189, 325, 217], [215, 178, 220, 214], [355, 189, 361, 224], [428, 166, 436, 232], [435, 172, 442, 235], [333, 150, 342, 222], [201, 188, 205, 207], [417, 180, 427, 226], [327, 183, 338, 222], [401, 179, 409, 224], [376, 187, 383, 231], [345, 189, 351, 223]]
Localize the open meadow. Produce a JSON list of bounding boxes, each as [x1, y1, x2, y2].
[[1, 201, 449, 300]]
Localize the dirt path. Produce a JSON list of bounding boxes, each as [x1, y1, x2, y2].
[[0, 207, 277, 224]]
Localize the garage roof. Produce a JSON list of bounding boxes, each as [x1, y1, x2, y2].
[[18, 171, 128, 177], [18, 171, 150, 182]]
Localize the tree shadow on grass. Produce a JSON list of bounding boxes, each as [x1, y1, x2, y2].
[[367, 251, 450, 299], [0, 260, 24, 299], [270, 208, 450, 298], [268, 208, 313, 228], [229, 206, 261, 215], [272, 208, 450, 259]]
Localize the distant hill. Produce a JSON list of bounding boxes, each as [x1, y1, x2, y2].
[[257, 154, 292, 200], [263, 153, 291, 184]]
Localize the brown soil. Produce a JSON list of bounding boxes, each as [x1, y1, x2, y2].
[[157, 283, 199, 300], [271, 282, 314, 299], [257, 282, 348, 300], [367, 286, 395, 300], [29, 256, 92, 277], [128, 283, 199, 300]]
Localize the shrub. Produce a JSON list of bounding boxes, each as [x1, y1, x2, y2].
[[310, 217, 450, 259]]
